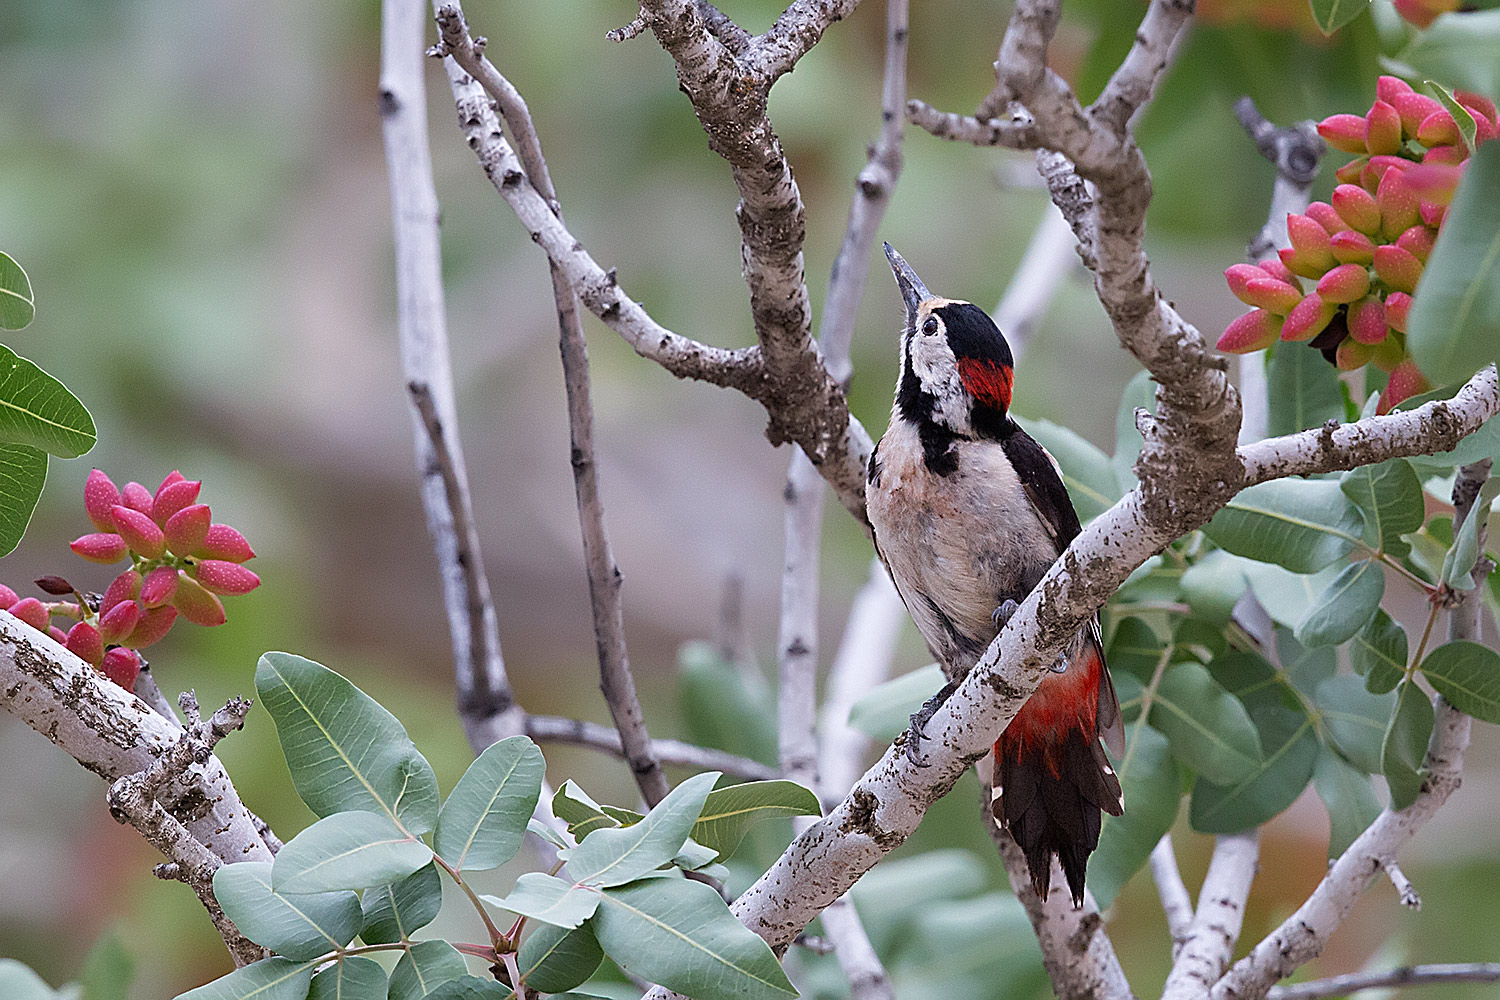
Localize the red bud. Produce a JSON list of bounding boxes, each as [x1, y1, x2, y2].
[[1335, 158, 1368, 186], [1384, 292, 1413, 333], [1287, 213, 1337, 271], [164, 504, 211, 556], [1244, 277, 1303, 315], [1362, 155, 1411, 195], [65, 622, 104, 666], [1365, 101, 1403, 155], [102, 570, 142, 613], [1417, 110, 1459, 149], [1377, 167, 1421, 239], [101, 648, 141, 690], [1370, 335, 1406, 372], [1336, 337, 1374, 371], [8, 597, 50, 631], [122, 606, 177, 649], [1378, 358, 1430, 414], [1422, 144, 1467, 167], [193, 560, 261, 597], [70, 532, 129, 564], [110, 506, 165, 560], [197, 524, 255, 563], [1456, 90, 1498, 128], [1374, 245, 1423, 294], [0, 584, 16, 610], [140, 566, 179, 608], [1397, 225, 1436, 263], [34, 575, 74, 596], [155, 470, 186, 499], [1377, 76, 1414, 106], [47, 625, 68, 644], [1391, 92, 1445, 137], [1282, 293, 1338, 342], [1216, 310, 1281, 354], [1318, 114, 1370, 155], [1316, 263, 1372, 304], [97, 600, 141, 644], [1332, 184, 1381, 236], [120, 482, 154, 515], [1419, 199, 1446, 228], [1347, 296, 1389, 344], [1329, 230, 1375, 265], [1406, 163, 1464, 206], [173, 573, 227, 627], [1305, 201, 1347, 235], [1225, 263, 1263, 305], [1392, 0, 1436, 28], [84, 469, 122, 532], [1257, 259, 1303, 289], [152, 479, 202, 527]]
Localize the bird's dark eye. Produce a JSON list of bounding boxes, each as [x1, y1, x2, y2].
[[921, 317, 939, 335]]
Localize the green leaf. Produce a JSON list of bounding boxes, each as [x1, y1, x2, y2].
[[272, 810, 433, 894], [434, 735, 544, 872], [1014, 416, 1120, 523], [1149, 662, 1264, 784], [0, 959, 63, 1000], [1277, 628, 1337, 695], [1179, 550, 1248, 626], [0, 442, 46, 558], [1383, 680, 1433, 810], [1235, 559, 1342, 629], [422, 977, 513, 1000], [1106, 616, 1166, 682], [1268, 339, 1345, 436], [677, 642, 777, 765], [359, 862, 442, 945], [1294, 560, 1386, 648], [1112, 370, 1156, 492], [1441, 479, 1500, 590], [1090, 724, 1181, 909], [1308, 0, 1369, 35], [174, 958, 316, 1000], [846, 663, 945, 741], [1387, 9, 1500, 100], [1420, 639, 1500, 723], [213, 861, 361, 960], [387, 941, 466, 1000], [1340, 459, 1424, 559], [307, 957, 386, 1000], [690, 780, 820, 861], [528, 818, 571, 850], [564, 772, 718, 887], [551, 782, 622, 841], [518, 922, 604, 994], [1354, 609, 1408, 694], [1313, 744, 1381, 858], [255, 652, 440, 833], [1315, 675, 1396, 774], [483, 873, 602, 929], [1204, 479, 1363, 573], [898, 892, 1047, 1000], [77, 931, 134, 1000], [846, 849, 987, 954], [0, 345, 95, 459], [1190, 703, 1318, 834], [1407, 141, 1500, 385], [591, 877, 797, 1000], [0, 252, 35, 330], [1427, 81, 1479, 154]]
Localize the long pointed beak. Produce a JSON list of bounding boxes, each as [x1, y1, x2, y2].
[[883, 242, 931, 316]]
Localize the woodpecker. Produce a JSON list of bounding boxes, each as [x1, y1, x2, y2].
[[867, 243, 1125, 907]]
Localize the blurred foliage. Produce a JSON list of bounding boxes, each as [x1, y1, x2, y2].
[[1, 0, 1499, 998]]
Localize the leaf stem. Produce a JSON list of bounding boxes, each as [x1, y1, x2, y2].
[[433, 853, 512, 951], [1411, 600, 1442, 674], [1364, 545, 1437, 593], [1121, 644, 1175, 775], [452, 941, 501, 961]]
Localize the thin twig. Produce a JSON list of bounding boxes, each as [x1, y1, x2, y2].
[[380, 0, 518, 755], [524, 714, 776, 780], [1266, 963, 1500, 1000], [1382, 859, 1421, 910]]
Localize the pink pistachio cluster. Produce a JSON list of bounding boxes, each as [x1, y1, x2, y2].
[[0, 470, 260, 691], [1393, 0, 1459, 28], [1218, 77, 1497, 412]]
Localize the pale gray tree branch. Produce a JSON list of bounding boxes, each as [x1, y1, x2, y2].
[[1265, 963, 1500, 1000], [1150, 834, 1194, 958], [750, 0, 865, 82], [381, 0, 521, 756], [107, 692, 264, 966], [1163, 831, 1260, 1000]]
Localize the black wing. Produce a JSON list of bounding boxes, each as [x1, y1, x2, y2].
[[999, 423, 1083, 555]]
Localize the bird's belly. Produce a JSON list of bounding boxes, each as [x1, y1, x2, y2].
[[868, 429, 1057, 677]]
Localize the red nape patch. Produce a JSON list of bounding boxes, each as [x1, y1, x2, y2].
[[957, 357, 1013, 411]]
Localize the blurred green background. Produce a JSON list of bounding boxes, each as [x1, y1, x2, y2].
[[1, 0, 1496, 996]]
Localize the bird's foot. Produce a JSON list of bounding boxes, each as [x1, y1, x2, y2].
[[905, 678, 959, 767], [991, 599, 1020, 631]]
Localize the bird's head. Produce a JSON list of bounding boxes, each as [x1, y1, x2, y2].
[[884, 242, 1015, 437]]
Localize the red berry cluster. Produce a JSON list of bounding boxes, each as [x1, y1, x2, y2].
[[1393, 0, 1458, 28], [1217, 77, 1497, 412], [0, 470, 260, 690]]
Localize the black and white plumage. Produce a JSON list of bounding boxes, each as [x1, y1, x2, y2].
[[867, 243, 1124, 907]]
